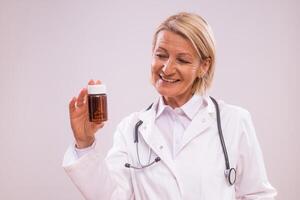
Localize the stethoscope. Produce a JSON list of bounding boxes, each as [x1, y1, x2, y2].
[[125, 96, 236, 185]]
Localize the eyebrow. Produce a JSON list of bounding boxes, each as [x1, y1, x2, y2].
[[156, 47, 193, 57]]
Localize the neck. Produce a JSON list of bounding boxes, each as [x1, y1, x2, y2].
[[163, 93, 193, 109]]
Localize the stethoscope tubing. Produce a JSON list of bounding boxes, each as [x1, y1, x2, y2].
[[210, 97, 230, 170], [125, 96, 236, 185]]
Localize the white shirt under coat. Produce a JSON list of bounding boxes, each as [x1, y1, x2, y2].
[[155, 94, 205, 158], [63, 95, 277, 200]]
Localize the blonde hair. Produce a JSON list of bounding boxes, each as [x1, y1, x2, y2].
[[152, 12, 216, 94]]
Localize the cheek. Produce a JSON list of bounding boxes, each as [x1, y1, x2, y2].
[[182, 70, 199, 84], [151, 60, 161, 75], [150, 62, 159, 83]]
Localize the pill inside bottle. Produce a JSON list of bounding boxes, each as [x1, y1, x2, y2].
[[87, 84, 108, 123]]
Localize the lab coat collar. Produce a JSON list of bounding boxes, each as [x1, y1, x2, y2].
[[204, 94, 215, 115], [137, 95, 217, 152], [178, 95, 216, 154], [138, 94, 215, 121], [137, 96, 169, 158], [138, 96, 160, 123]]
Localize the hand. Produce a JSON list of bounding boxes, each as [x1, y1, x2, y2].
[[69, 79, 105, 148]]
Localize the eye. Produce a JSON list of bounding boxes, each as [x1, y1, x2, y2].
[[155, 53, 167, 58], [177, 58, 191, 64], [155, 53, 168, 59]]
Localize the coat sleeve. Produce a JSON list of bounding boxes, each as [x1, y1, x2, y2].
[[62, 117, 134, 200], [235, 110, 277, 200]]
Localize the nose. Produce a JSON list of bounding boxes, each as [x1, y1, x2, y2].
[[162, 59, 176, 75]]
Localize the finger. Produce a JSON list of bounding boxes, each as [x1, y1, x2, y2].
[[96, 122, 105, 129], [83, 90, 88, 104], [91, 122, 105, 130], [76, 88, 87, 107], [88, 79, 95, 85], [69, 96, 77, 114], [95, 80, 102, 84]]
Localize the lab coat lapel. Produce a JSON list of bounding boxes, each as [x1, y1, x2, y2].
[[179, 96, 216, 153], [137, 101, 178, 179]]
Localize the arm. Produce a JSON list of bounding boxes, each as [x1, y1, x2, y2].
[[235, 111, 277, 200], [63, 80, 134, 199], [62, 118, 134, 200]]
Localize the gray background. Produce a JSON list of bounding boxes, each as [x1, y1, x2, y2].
[[0, 0, 299, 199]]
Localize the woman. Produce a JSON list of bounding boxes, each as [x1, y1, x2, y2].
[[63, 12, 277, 199]]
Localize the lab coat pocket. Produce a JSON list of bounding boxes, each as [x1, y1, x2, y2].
[[133, 156, 179, 199], [201, 151, 237, 200]]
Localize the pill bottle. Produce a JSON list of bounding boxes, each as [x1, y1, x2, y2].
[[87, 84, 108, 123]]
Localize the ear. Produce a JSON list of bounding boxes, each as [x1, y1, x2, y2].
[[198, 58, 211, 77]]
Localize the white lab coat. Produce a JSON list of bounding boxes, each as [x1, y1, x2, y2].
[[63, 97, 276, 200]]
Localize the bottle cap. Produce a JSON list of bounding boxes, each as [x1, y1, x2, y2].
[[87, 84, 106, 94]]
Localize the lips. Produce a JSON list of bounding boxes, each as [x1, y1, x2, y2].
[[159, 74, 180, 83]]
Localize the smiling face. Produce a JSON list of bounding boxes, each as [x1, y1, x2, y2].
[[151, 30, 204, 107]]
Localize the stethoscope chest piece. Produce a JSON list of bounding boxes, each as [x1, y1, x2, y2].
[[225, 168, 237, 185]]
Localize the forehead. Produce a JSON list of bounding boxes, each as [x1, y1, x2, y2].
[[154, 30, 197, 56]]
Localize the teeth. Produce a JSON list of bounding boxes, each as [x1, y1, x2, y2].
[[160, 75, 177, 83]]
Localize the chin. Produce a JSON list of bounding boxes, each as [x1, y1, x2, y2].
[[155, 87, 177, 98]]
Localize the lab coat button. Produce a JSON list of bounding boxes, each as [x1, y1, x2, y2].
[[159, 145, 163, 150], [201, 118, 206, 123]]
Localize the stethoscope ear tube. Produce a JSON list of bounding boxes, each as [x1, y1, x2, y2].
[[134, 120, 143, 143]]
